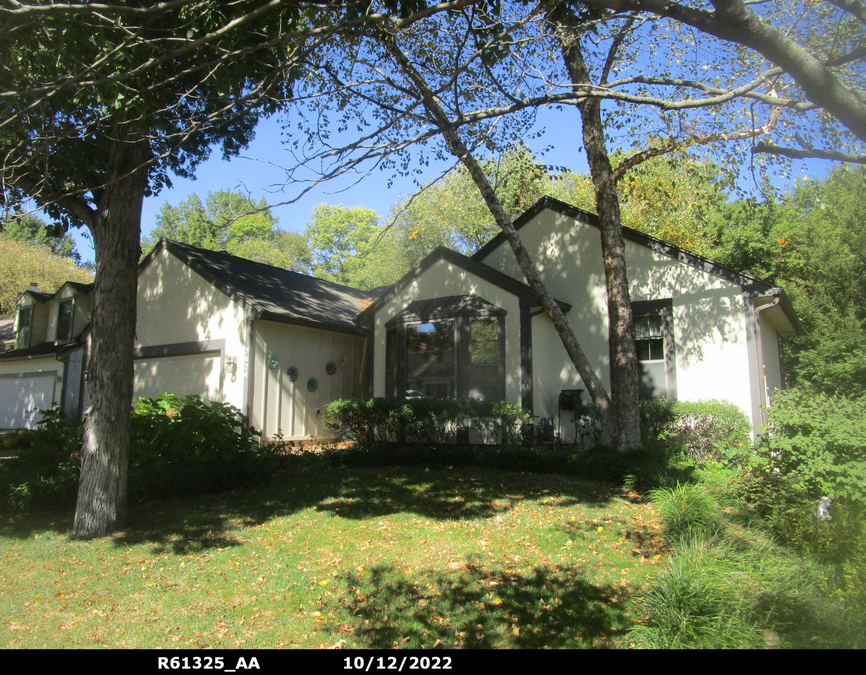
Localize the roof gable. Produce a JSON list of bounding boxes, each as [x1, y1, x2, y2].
[[357, 246, 570, 326], [141, 239, 382, 336], [473, 196, 776, 292]]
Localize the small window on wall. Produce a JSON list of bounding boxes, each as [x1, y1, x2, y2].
[[56, 300, 73, 343], [635, 315, 664, 361], [633, 309, 677, 400], [406, 320, 456, 398], [16, 307, 32, 349]]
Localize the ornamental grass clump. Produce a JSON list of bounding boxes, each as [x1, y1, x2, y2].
[[650, 482, 722, 542]]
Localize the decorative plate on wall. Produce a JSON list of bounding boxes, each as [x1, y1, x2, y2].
[[286, 367, 299, 382], [307, 377, 318, 393], [325, 361, 337, 376], [337, 355, 348, 369], [267, 354, 279, 370]]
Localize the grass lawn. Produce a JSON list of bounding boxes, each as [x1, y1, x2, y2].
[[0, 466, 665, 649]]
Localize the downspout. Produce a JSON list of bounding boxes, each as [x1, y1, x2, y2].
[[243, 304, 258, 426], [754, 294, 781, 427]]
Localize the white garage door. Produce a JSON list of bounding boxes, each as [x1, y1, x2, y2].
[[0, 372, 58, 429], [133, 352, 221, 401]]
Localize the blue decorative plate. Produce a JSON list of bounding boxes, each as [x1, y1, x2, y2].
[[307, 377, 318, 393], [267, 354, 279, 370], [286, 366, 299, 382]]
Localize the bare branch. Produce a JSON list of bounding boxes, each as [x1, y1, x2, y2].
[[752, 140, 866, 162]]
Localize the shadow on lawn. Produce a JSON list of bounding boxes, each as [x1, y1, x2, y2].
[[326, 562, 634, 649], [0, 467, 623, 555]]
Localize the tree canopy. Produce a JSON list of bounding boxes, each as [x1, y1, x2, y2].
[[143, 190, 312, 273], [0, 237, 93, 319], [708, 165, 866, 397]]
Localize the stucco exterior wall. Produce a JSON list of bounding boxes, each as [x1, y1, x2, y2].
[[370, 257, 523, 403], [251, 320, 366, 440], [480, 208, 759, 424], [135, 247, 248, 408]]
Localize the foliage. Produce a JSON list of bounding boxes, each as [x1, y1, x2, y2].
[[322, 397, 533, 448], [649, 483, 721, 542], [0, 395, 272, 512], [630, 465, 866, 649], [640, 398, 752, 465], [709, 165, 866, 396], [0, 211, 82, 262], [130, 393, 261, 467], [143, 190, 312, 273], [303, 204, 382, 287], [750, 387, 866, 505], [343, 147, 732, 289], [627, 536, 762, 649], [0, 238, 93, 319]]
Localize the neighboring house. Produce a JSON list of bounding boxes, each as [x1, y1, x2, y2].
[[359, 197, 798, 440], [0, 197, 798, 438], [0, 281, 93, 429], [0, 319, 16, 352]]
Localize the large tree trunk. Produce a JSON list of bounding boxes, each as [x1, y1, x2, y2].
[[561, 39, 643, 451], [381, 35, 617, 441], [73, 124, 150, 538]]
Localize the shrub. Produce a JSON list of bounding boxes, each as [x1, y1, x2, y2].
[[641, 399, 751, 464], [751, 387, 866, 505], [322, 397, 533, 448], [0, 394, 270, 512], [130, 393, 261, 467]]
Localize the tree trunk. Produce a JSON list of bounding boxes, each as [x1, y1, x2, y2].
[[73, 124, 150, 538], [381, 34, 617, 440], [561, 38, 643, 451]]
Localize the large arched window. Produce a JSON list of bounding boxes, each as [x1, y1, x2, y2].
[[385, 296, 505, 400]]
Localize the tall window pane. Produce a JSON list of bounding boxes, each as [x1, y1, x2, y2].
[[406, 321, 455, 398], [468, 318, 502, 400], [57, 301, 73, 343]]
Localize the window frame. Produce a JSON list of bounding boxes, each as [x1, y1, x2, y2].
[[56, 299, 74, 344], [384, 296, 506, 401], [632, 299, 678, 400], [16, 306, 33, 350]]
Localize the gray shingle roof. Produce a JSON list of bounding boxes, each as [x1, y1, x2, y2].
[[156, 240, 384, 335]]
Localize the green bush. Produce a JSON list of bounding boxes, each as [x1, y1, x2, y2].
[[751, 387, 866, 505], [0, 394, 270, 512], [322, 397, 533, 448], [130, 393, 261, 467], [641, 399, 752, 464]]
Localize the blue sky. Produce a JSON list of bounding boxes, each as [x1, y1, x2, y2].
[[68, 105, 835, 264]]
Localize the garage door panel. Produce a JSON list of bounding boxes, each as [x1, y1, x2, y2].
[[0, 373, 58, 429], [134, 353, 221, 401]]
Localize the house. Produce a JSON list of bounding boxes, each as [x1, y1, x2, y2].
[[0, 281, 92, 429], [358, 197, 798, 440], [0, 197, 798, 438]]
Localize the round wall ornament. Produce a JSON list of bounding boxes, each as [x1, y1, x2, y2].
[[307, 377, 318, 392], [286, 366, 299, 382], [267, 354, 279, 370], [337, 355, 348, 369], [325, 361, 337, 376]]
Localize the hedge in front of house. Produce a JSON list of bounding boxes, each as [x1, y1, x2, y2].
[[640, 398, 752, 465], [322, 397, 533, 448]]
